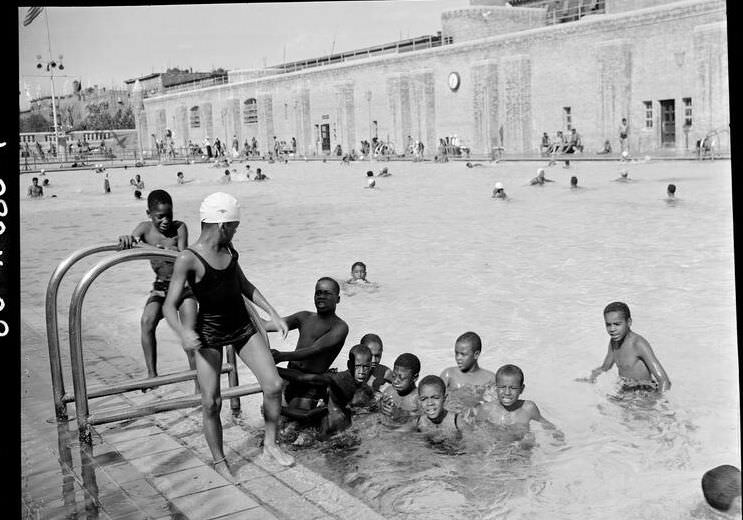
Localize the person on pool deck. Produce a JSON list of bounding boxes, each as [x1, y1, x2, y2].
[[492, 182, 508, 199], [360, 333, 393, 393], [576, 301, 671, 392], [529, 168, 555, 185], [276, 344, 373, 441], [118, 189, 198, 387], [377, 353, 422, 427], [347, 261, 369, 284], [473, 364, 563, 446], [163, 192, 295, 476], [694, 465, 742, 518], [440, 331, 496, 394], [27, 177, 43, 198], [267, 277, 350, 419]]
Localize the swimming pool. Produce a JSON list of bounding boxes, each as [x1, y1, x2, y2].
[[21, 158, 739, 519]]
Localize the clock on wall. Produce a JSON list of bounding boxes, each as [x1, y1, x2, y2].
[[448, 72, 460, 91]]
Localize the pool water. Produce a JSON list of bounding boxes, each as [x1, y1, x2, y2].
[[21, 158, 739, 519]]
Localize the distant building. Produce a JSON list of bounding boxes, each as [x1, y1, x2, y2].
[[124, 68, 229, 98], [134, 0, 729, 156]]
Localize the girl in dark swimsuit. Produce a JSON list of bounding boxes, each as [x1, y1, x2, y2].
[[163, 192, 294, 478]]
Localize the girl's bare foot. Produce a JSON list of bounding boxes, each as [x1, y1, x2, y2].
[[263, 443, 295, 467], [213, 458, 234, 481]]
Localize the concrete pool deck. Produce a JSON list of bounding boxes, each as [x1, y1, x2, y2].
[[21, 319, 386, 520]]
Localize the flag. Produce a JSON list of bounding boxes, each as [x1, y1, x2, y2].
[[23, 6, 44, 27]]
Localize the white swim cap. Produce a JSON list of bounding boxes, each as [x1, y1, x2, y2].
[[200, 192, 240, 223], [495, 182, 504, 190], [537, 168, 545, 175], [621, 151, 629, 158]]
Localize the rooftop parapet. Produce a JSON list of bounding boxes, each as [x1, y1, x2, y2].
[[441, 5, 548, 42]]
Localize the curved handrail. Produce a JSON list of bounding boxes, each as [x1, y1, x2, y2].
[[45, 243, 121, 419], [68, 248, 178, 442]]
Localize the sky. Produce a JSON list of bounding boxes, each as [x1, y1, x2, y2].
[[17, 1, 472, 111]]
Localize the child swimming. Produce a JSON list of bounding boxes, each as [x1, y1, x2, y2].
[[163, 192, 295, 474], [410, 375, 465, 441], [492, 182, 507, 199], [117, 190, 198, 387], [277, 344, 373, 441], [440, 331, 496, 393], [220, 169, 231, 184], [377, 353, 422, 427], [473, 364, 563, 444], [377, 167, 391, 177], [365, 170, 376, 189], [529, 168, 555, 185], [576, 301, 671, 392], [613, 169, 631, 182], [360, 333, 392, 393], [347, 261, 369, 284]]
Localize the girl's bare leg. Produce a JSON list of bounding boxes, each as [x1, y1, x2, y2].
[[194, 346, 233, 478], [237, 333, 294, 466], [178, 298, 199, 393]]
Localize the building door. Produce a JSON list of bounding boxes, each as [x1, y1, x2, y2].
[[320, 123, 331, 152], [660, 99, 675, 147]]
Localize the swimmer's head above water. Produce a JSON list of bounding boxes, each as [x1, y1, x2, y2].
[[348, 344, 373, 383], [454, 331, 482, 373], [667, 183, 676, 197], [494, 364, 525, 408], [702, 465, 741, 514], [391, 353, 421, 395], [418, 374, 448, 421], [147, 190, 174, 232], [350, 261, 367, 281]]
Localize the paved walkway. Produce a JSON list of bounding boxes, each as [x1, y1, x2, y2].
[[21, 319, 386, 520]]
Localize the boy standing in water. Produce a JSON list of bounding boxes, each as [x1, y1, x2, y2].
[[576, 301, 671, 392], [360, 333, 392, 392], [377, 353, 422, 427], [163, 192, 294, 477], [474, 364, 563, 443], [440, 332, 496, 393], [413, 375, 464, 441], [118, 190, 197, 386]]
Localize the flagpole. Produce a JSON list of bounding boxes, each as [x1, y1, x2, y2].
[[44, 9, 60, 157]]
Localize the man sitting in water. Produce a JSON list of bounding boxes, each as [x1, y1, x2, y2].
[[576, 301, 671, 392], [492, 182, 507, 199], [27, 177, 44, 198], [117, 190, 198, 388], [276, 344, 372, 443], [268, 277, 349, 421], [377, 353, 422, 428], [529, 168, 555, 185], [440, 332, 496, 397], [472, 364, 564, 447]]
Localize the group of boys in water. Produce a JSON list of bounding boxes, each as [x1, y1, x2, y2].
[[107, 176, 737, 513]]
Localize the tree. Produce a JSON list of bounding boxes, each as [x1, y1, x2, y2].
[[20, 113, 51, 132]]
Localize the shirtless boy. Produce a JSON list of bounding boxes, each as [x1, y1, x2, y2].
[[118, 189, 197, 385], [440, 332, 496, 393], [27, 177, 43, 198], [576, 301, 671, 392], [268, 277, 349, 415], [412, 375, 465, 442], [377, 353, 422, 427], [474, 364, 563, 444], [276, 344, 372, 440]]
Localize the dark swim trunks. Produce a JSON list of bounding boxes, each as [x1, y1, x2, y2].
[[145, 279, 195, 306]]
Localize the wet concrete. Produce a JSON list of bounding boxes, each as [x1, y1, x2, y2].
[[21, 319, 385, 519]]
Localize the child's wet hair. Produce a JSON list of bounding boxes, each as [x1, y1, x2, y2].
[[603, 301, 631, 320], [32, 177, 38, 182], [667, 183, 676, 194], [418, 375, 446, 395], [702, 465, 741, 511], [177, 171, 183, 176], [348, 344, 372, 364], [394, 353, 421, 375], [456, 331, 482, 352], [147, 189, 173, 209], [570, 176, 578, 185], [366, 170, 374, 177], [495, 364, 524, 386], [317, 276, 340, 294], [224, 169, 230, 175], [351, 261, 367, 271], [360, 333, 382, 348], [134, 190, 142, 199]]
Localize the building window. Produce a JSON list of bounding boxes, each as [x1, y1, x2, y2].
[[562, 106, 572, 131], [243, 98, 258, 124], [190, 106, 200, 128], [683, 97, 692, 127], [643, 101, 653, 128]]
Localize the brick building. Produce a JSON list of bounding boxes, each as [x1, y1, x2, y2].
[[135, 0, 729, 156]]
